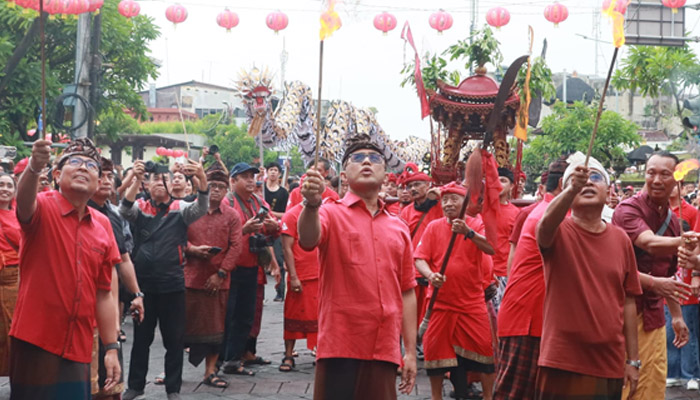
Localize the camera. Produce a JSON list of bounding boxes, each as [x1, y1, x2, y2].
[[249, 233, 272, 254], [144, 161, 170, 175], [208, 144, 219, 155], [255, 205, 269, 222]]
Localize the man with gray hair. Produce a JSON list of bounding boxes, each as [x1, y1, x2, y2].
[[535, 158, 642, 399]]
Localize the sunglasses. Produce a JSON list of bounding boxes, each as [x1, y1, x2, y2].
[[348, 152, 384, 165], [66, 157, 99, 172]]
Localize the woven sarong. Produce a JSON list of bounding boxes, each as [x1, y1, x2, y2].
[[0, 265, 18, 376], [10, 337, 90, 400], [535, 366, 623, 400], [493, 335, 541, 400], [184, 288, 228, 366], [284, 278, 318, 349]]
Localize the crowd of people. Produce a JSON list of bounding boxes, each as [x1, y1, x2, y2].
[[2, 135, 700, 400]]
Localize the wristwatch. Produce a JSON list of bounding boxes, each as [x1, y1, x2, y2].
[[133, 292, 144, 298], [465, 229, 475, 240], [217, 269, 227, 279], [104, 342, 120, 352], [626, 359, 642, 369], [303, 198, 322, 209]]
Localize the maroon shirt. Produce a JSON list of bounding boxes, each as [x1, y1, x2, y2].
[[185, 203, 242, 290], [612, 191, 679, 331]]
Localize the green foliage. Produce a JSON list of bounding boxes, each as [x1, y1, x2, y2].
[[399, 54, 461, 92], [522, 101, 641, 183], [0, 0, 160, 143], [517, 56, 556, 103], [445, 25, 502, 71], [612, 45, 700, 124]]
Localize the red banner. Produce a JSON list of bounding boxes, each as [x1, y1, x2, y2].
[[401, 22, 430, 119]]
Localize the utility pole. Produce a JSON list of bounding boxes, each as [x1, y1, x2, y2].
[[87, 10, 102, 139], [73, 13, 92, 138], [280, 36, 288, 97], [469, 0, 478, 75]]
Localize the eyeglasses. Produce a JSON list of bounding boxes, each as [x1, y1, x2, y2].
[[66, 157, 99, 172], [209, 183, 228, 191], [349, 152, 383, 164], [589, 172, 604, 183]]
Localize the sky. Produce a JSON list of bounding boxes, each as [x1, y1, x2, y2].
[[137, 0, 700, 142]]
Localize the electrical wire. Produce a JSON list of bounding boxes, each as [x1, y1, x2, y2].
[[51, 92, 92, 132]]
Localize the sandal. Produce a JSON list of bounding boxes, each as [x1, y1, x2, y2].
[[243, 356, 272, 366], [118, 329, 127, 343], [279, 356, 296, 372], [202, 373, 228, 388], [154, 372, 165, 385], [223, 362, 255, 376]]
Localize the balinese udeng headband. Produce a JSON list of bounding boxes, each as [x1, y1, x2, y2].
[[58, 138, 101, 168], [563, 152, 610, 186]]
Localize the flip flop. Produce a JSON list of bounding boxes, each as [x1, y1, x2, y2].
[[154, 372, 165, 385], [279, 356, 296, 372], [243, 356, 272, 366]]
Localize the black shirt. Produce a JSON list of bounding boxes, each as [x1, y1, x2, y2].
[[264, 183, 289, 213]]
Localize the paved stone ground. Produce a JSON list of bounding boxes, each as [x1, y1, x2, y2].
[[0, 280, 697, 399]]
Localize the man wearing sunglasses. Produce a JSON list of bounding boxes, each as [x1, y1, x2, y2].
[[298, 135, 417, 400], [12, 138, 122, 400], [535, 157, 642, 399]]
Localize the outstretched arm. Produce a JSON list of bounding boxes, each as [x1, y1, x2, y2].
[[537, 165, 588, 249], [17, 140, 51, 223]]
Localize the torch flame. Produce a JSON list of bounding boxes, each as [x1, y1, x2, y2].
[[320, 0, 342, 40], [674, 159, 700, 181], [603, 0, 629, 48]]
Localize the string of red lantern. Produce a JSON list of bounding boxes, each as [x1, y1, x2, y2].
[[602, 0, 629, 14], [217, 8, 239, 32], [166, 3, 188, 26], [118, 0, 139, 18], [429, 9, 453, 34], [662, 0, 686, 14], [544, 2, 568, 27], [266, 10, 288, 34], [486, 6, 510, 29], [373, 11, 397, 35]]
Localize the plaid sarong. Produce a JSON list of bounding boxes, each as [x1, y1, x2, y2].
[[494, 335, 541, 400], [10, 337, 90, 400], [535, 366, 623, 400]]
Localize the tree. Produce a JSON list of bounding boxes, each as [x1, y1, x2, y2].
[[0, 0, 160, 143], [611, 45, 700, 126], [521, 101, 641, 190]]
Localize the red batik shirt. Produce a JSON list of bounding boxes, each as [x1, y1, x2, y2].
[[11, 191, 120, 363], [308, 192, 416, 365]]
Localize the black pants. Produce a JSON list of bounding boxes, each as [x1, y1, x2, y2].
[[272, 237, 285, 297], [128, 290, 185, 394], [221, 265, 258, 362]]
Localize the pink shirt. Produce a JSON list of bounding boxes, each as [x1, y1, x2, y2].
[[308, 192, 416, 365]]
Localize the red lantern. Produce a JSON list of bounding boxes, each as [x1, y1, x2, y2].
[[486, 7, 510, 29], [65, 0, 90, 15], [662, 0, 686, 13], [601, 0, 629, 14], [217, 9, 239, 32], [172, 150, 184, 158], [165, 3, 188, 26], [156, 147, 166, 156], [373, 12, 397, 35], [266, 11, 288, 34], [88, 0, 103, 13], [27, 129, 36, 137], [429, 10, 453, 34], [544, 2, 568, 27], [117, 0, 139, 18], [44, 0, 68, 14]]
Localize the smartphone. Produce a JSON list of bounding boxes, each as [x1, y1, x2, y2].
[[256, 205, 270, 222], [208, 247, 222, 255]]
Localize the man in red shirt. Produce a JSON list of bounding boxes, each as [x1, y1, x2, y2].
[[493, 168, 519, 312], [287, 158, 339, 209], [400, 167, 442, 345], [415, 182, 496, 400], [535, 160, 642, 398], [221, 162, 280, 376], [279, 202, 320, 372], [613, 151, 695, 399], [184, 164, 242, 388], [298, 135, 417, 400], [494, 160, 567, 400], [12, 138, 121, 399]]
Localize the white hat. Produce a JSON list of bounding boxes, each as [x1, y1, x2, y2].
[[562, 151, 610, 186]]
